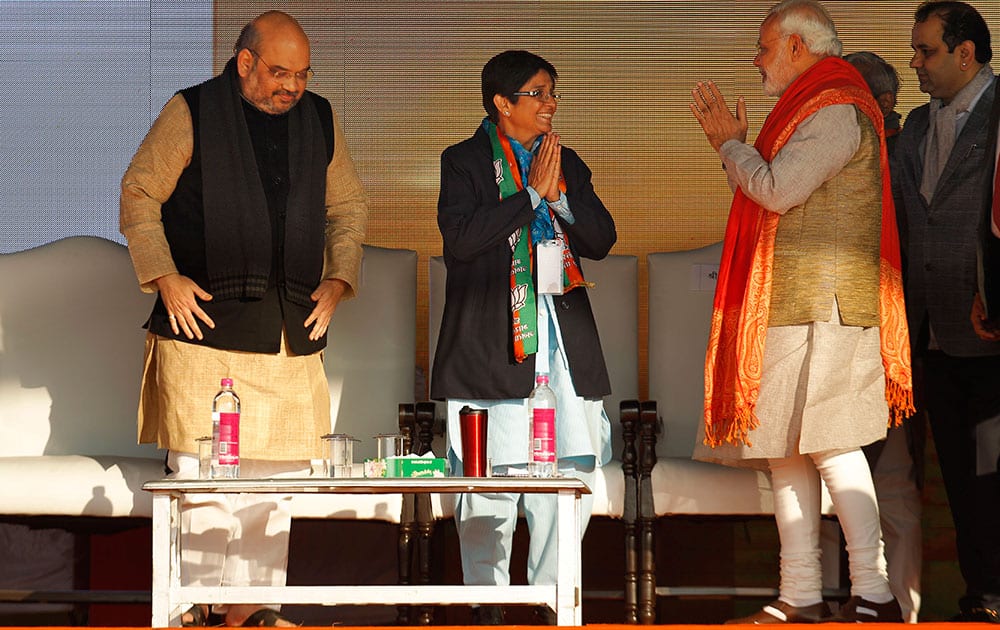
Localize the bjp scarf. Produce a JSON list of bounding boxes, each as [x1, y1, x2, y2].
[[483, 118, 588, 363], [703, 56, 914, 448]]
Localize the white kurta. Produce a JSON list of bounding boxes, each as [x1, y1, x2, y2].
[[694, 299, 888, 468]]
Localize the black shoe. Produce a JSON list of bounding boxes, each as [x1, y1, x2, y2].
[[832, 596, 903, 623], [533, 605, 557, 625], [471, 605, 505, 625], [951, 607, 1000, 623]]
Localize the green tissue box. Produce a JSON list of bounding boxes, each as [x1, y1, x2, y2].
[[385, 456, 447, 478]]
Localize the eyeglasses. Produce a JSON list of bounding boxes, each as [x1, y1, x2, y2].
[[755, 35, 790, 56], [513, 89, 562, 102], [248, 49, 314, 83]]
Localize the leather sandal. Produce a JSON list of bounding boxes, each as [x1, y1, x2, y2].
[[470, 605, 505, 625], [952, 607, 1000, 623], [240, 609, 297, 627], [726, 600, 832, 624], [533, 605, 557, 625], [832, 596, 903, 622], [182, 605, 209, 627]]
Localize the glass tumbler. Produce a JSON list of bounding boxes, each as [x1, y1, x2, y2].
[[374, 433, 405, 459], [321, 433, 357, 478], [196, 436, 213, 479]]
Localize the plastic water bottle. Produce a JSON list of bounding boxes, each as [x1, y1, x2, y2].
[[528, 374, 557, 477], [211, 378, 240, 478]]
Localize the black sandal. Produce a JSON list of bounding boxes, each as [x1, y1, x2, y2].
[[182, 605, 209, 627], [241, 609, 296, 627]]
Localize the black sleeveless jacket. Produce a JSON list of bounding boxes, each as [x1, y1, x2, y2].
[[146, 88, 334, 355]]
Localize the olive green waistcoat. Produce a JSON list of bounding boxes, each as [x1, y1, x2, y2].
[[768, 108, 882, 328]]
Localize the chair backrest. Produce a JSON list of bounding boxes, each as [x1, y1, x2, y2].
[[325, 245, 417, 461], [647, 242, 723, 458], [581, 255, 639, 458], [0, 236, 158, 458], [0, 238, 415, 464], [429, 254, 638, 459]]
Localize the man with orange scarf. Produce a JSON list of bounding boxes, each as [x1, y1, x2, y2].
[[689, 0, 912, 623]]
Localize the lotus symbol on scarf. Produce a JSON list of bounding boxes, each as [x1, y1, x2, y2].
[[511, 283, 528, 310], [508, 227, 521, 251]]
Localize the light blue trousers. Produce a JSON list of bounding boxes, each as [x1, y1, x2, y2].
[[452, 456, 597, 586]]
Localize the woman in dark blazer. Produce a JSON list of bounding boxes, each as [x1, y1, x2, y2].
[[430, 50, 616, 624]]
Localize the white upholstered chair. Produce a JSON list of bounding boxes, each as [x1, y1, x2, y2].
[[636, 242, 840, 623], [0, 237, 421, 611]]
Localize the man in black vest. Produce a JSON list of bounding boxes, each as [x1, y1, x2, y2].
[[120, 11, 368, 626]]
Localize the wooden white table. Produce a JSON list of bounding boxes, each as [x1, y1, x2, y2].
[[142, 477, 589, 626]]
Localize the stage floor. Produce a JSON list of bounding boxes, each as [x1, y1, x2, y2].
[[0, 624, 994, 629]]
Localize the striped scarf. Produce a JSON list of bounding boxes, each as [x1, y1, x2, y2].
[[483, 118, 587, 362]]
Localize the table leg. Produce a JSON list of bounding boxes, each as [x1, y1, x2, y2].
[[555, 489, 581, 626], [151, 492, 171, 627]]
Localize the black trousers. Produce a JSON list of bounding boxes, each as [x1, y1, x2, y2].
[[920, 350, 1000, 612]]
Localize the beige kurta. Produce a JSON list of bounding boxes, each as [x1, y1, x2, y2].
[[138, 331, 331, 459], [121, 92, 369, 460]]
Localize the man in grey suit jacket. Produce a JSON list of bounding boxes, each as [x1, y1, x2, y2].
[[973, 80, 1000, 340], [892, 1, 1000, 622]]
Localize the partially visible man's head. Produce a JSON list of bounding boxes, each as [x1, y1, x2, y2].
[[910, 1, 991, 102], [234, 11, 312, 115], [844, 51, 901, 116], [767, 0, 843, 57], [755, 0, 842, 96], [915, 1, 992, 63]]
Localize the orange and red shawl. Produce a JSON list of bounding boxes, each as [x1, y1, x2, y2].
[[702, 56, 914, 448]]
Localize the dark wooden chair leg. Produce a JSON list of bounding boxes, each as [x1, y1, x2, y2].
[[396, 403, 416, 625], [620, 400, 640, 624], [638, 400, 659, 624], [413, 402, 437, 625]]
